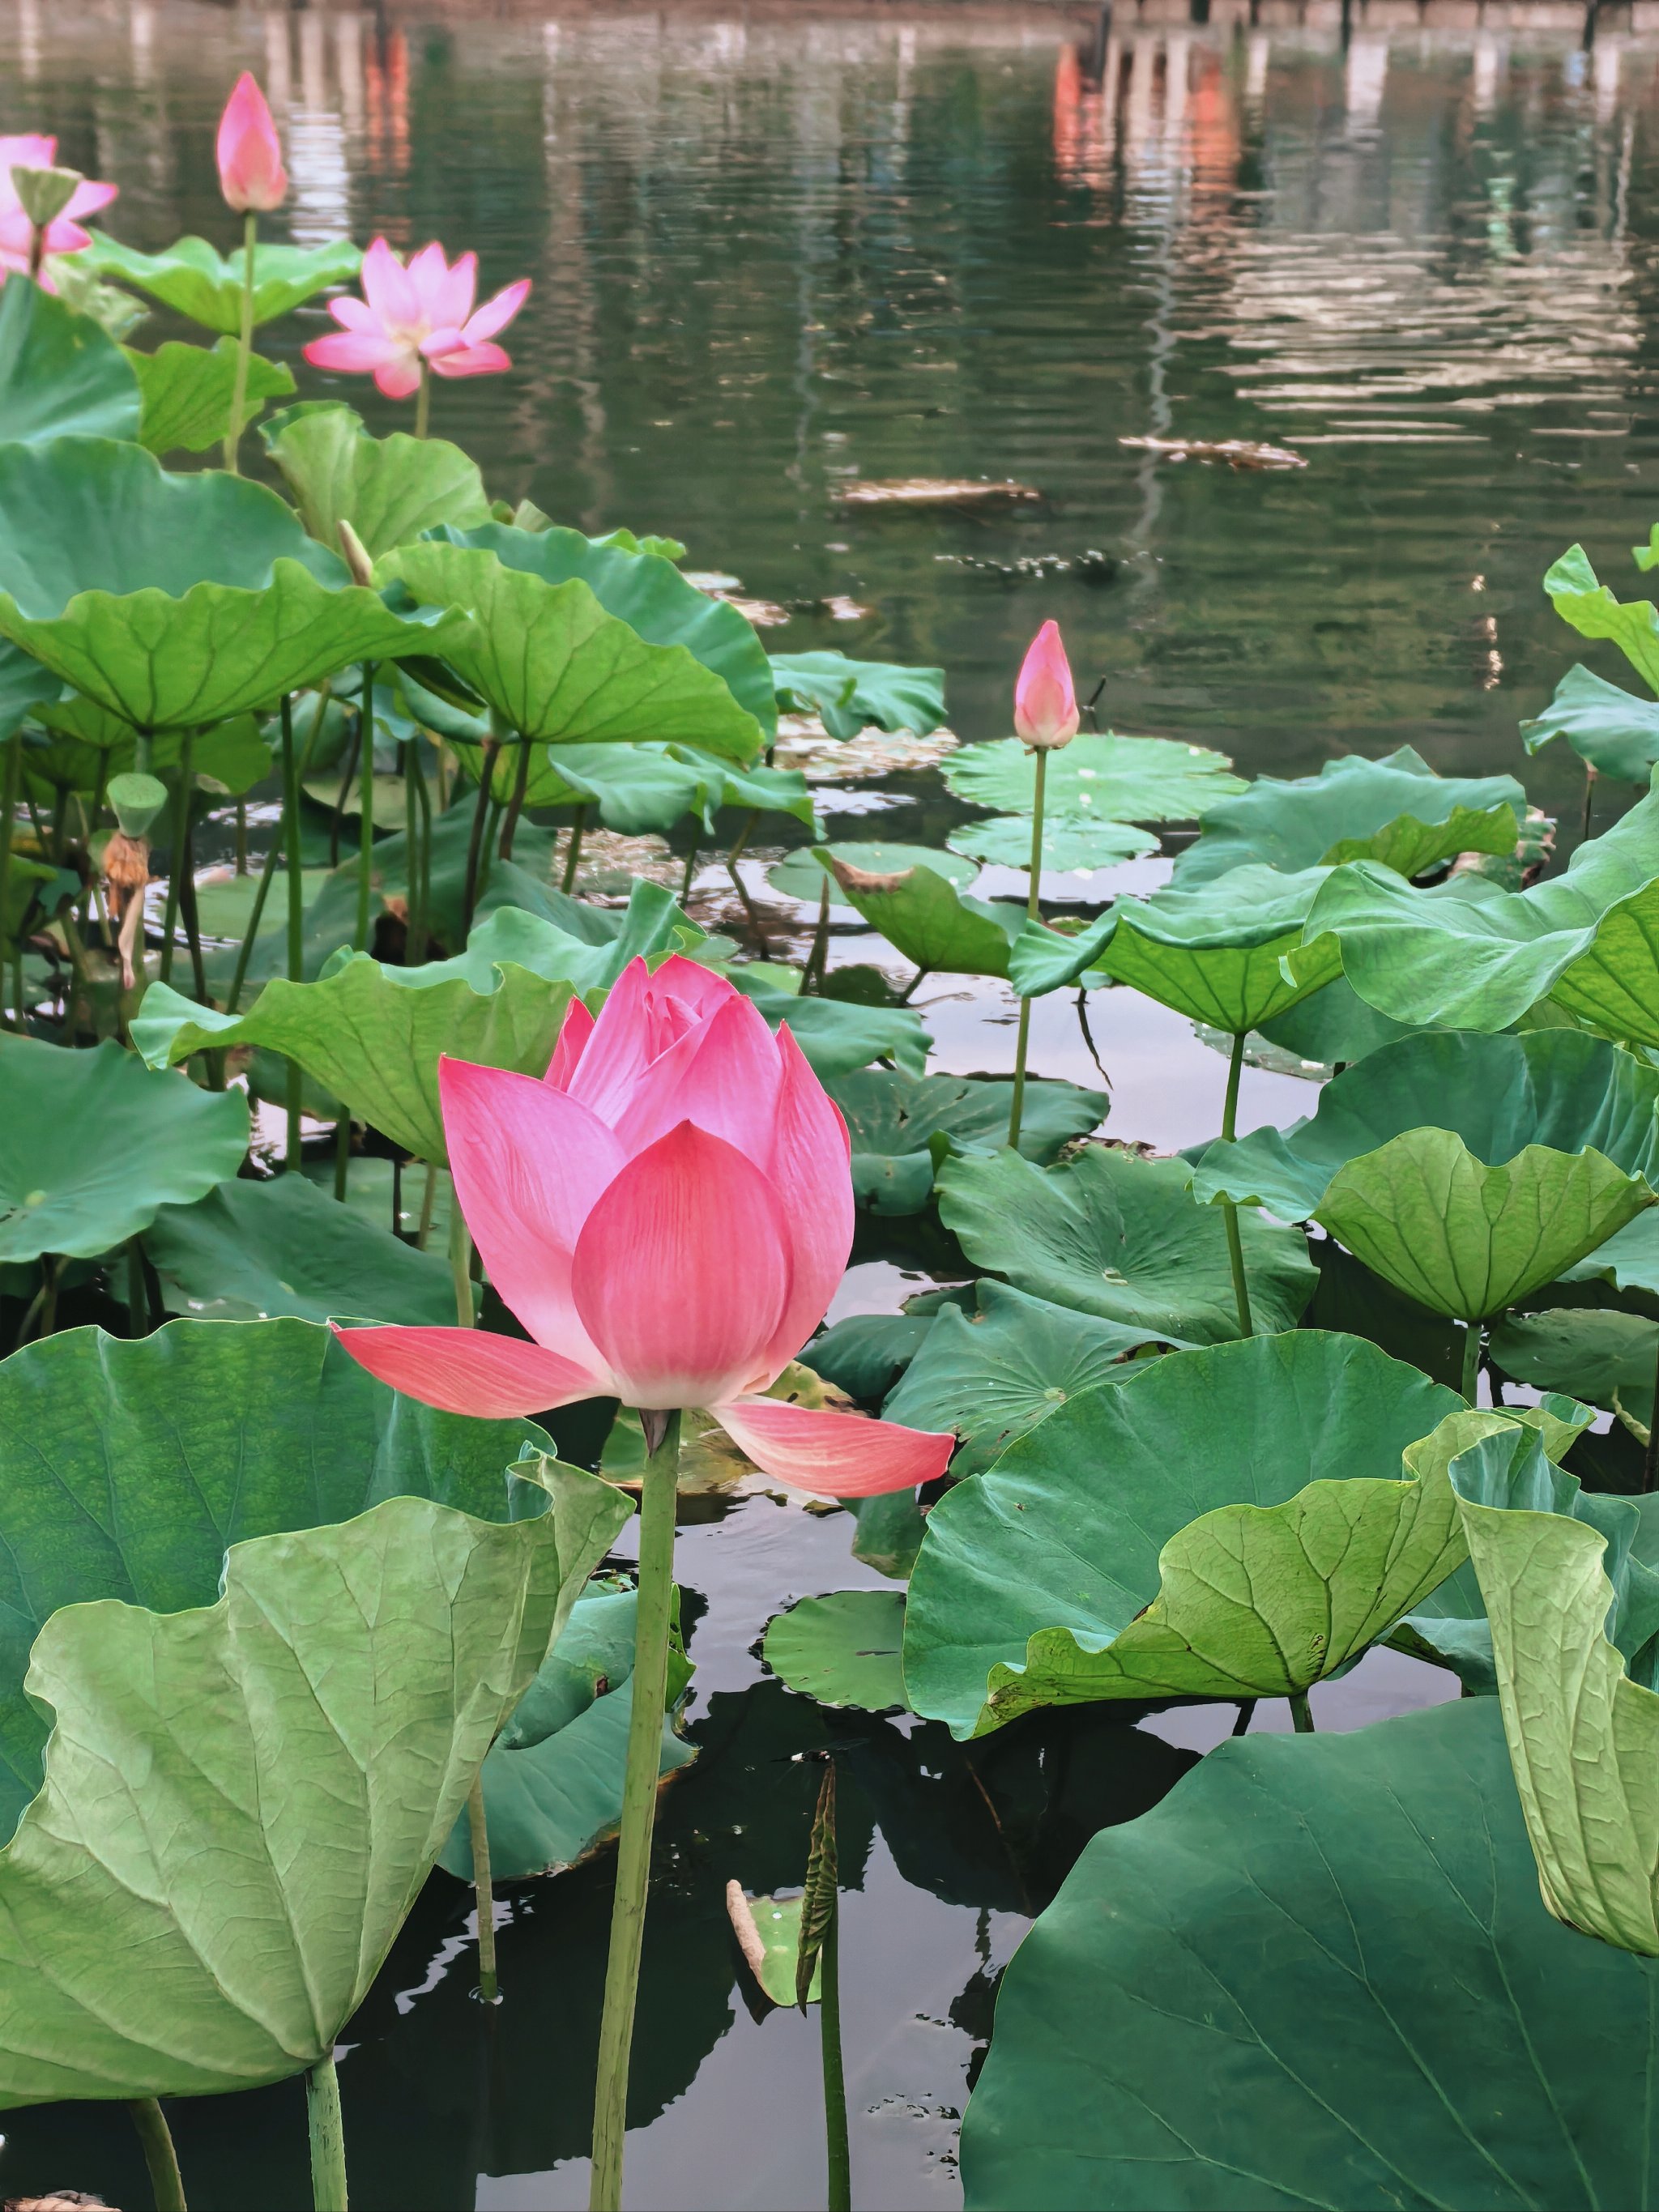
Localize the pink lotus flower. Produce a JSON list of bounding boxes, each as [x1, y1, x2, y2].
[[1014, 618, 1080, 750], [304, 236, 530, 401], [0, 135, 117, 280], [334, 957, 953, 1497], [216, 73, 287, 214]]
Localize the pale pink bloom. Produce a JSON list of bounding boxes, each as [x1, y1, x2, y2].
[[334, 957, 953, 1498], [1014, 618, 1080, 750], [0, 134, 117, 281], [216, 73, 287, 214], [304, 235, 530, 401]]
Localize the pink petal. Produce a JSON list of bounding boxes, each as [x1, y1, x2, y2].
[[0, 139, 57, 210], [63, 179, 117, 220], [463, 277, 531, 346], [0, 215, 28, 258], [329, 295, 381, 334], [360, 236, 421, 331], [610, 990, 783, 1159], [438, 1055, 623, 1370], [373, 356, 425, 400], [428, 341, 512, 381], [304, 330, 407, 377], [1013, 619, 1079, 750], [39, 219, 91, 257], [569, 1122, 791, 1409], [546, 998, 595, 1090], [424, 244, 477, 331], [712, 1397, 953, 1498], [566, 956, 741, 1126], [757, 1024, 854, 1372], [331, 1323, 601, 1418], [216, 73, 287, 212]]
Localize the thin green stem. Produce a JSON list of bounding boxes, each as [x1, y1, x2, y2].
[[174, 739, 207, 1007], [450, 1206, 474, 1328], [820, 1903, 851, 2212], [1221, 1028, 1253, 1339], [356, 666, 376, 953], [415, 360, 431, 441], [461, 736, 501, 932], [281, 694, 305, 1173], [561, 801, 588, 897], [1007, 748, 1047, 1150], [158, 745, 192, 986], [467, 1775, 498, 2003], [0, 732, 20, 1029], [235, 796, 248, 876], [1290, 1691, 1316, 1733], [417, 1159, 438, 1251], [333, 1112, 351, 1201], [126, 1236, 151, 1337], [1582, 763, 1597, 848], [226, 834, 281, 1015], [407, 736, 432, 961], [804, 875, 830, 995], [306, 2052, 349, 2212], [1644, 1332, 1659, 1494], [722, 808, 770, 951], [224, 209, 258, 473], [498, 735, 533, 862], [590, 1409, 683, 2212], [1461, 1319, 1482, 1408], [679, 836, 700, 906], [127, 2096, 188, 2212], [1231, 1699, 1256, 1736]]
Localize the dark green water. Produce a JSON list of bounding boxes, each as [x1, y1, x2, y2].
[[2, 2, 1655, 2204]]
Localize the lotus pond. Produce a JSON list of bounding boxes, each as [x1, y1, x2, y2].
[[9, 6, 1659, 2211]]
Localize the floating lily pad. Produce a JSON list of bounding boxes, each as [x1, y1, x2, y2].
[[826, 1068, 1106, 1215], [825, 855, 1021, 978], [946, 814, 1157, 874], [127, 339, 294, 456], [1520, 663, 1659, 784], [769, 651, 945, 740], [960, 1697, 1659, 2212], [0, 1037, 248, 1262], [766, 842, 976, 908], [936, 1144, 1317, 1345], [764, 1588, 908, 1711], [0, 274, 139, 445], [84, 232, 364, 336], [264, 403, 489, 560], [903, 1332, 1462, 1738], [941, 732, 1243, 825]]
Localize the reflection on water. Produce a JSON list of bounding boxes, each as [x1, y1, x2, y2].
[[0, 2, 1646, 2203]]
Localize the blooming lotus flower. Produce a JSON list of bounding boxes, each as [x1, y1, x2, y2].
[[1014, 618, 1080, 750], [216, 73, 287, 213], [304, 235, 530, 401], [0, 135, 116, 280], [334, 957, 953, 1497]]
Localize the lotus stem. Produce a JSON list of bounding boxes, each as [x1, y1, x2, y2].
[[590, 1408, 683, 2212], [722, 809, 770, 953], [280, 693, 305, 1173], [1582, 762, 1597, 847], [226, 833, 282, 1015], [235, 797, 248, 876], [126, 2095, 188, 2212], [224, 210, 258, 474], [418, 1158, 438, 1251], [306, 2052, 349, 2212], [461, 736, 501, 933], [126, 1237, 150, 1336], [0, 732, 19, 1031], [1645, 1333, 1659, 1494], [499, 737, 533, 863], [1007, 749, 1047, 1150], [561, 802, 589, 897], [817, 1848, 851, 2212], [158, 741, 192, 987], [415, 360, 431, 441], [356, 666, 377, 953], [1461, 1320, 1482, 1407], [407, 737, 433, 962], [804, 875, 831, 995], [467, 1775, 498, 2003], [1221, 1028, 1254, 1340], [1290, 1692, 1316, 1733], [333, 1114, 351, 1201], [1231, 1699, 1256, 1736], [680, 836, 700, 907], [173, 739, 208, 1007], [450, 1206, 473, 1328]]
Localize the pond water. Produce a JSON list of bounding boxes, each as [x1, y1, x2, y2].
[[1, 0, 1654, 2203]]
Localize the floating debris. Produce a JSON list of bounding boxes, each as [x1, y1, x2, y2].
[[1120, 436, 1307, 471], [684, 570, 792, 626], [834, 477, 1043, 509], [774, 713, 960, 782], [938, 548, 1120, 585]]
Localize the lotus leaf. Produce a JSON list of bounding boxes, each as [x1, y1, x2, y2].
[[946, 813, 1157, 874], [960, 1697, 1659, 2212], [936, 1143, 1317, 1343], [441, 1584, 696, 1883], [766, 842, 976, 906], [381, 541, 763, 759], [83, 233, 365, 336], [1172, 745, 1525, 888], [805, 1311, 936, 1402], [826, 856, 1021, 978], [127, 339, 294, 456], [903, 1332, 1463, 1738], [1291, 782, 1659, 1031], [1316, 1127, 1655, 1322], [264, 403, 489, 559], [1255, 975, 1427, 1071], [940, 731, 1244, 824], [0, 1490, 612, 2104], [0, 645, 60, 740], [1490, 1307, 1659, 1426], [1012, 864, 1342, 1025], [825, 1068, 1106, 1214], [1559, 1204, 1659, 1306], [1539, 876, 1659, 1049], [459, 736, 816, 833], [849, 1487, 928, 1579], [764, 1589, 908, 1711], [1521, 663, 1659, 783], [769, 650, 945, 740], [142, 1173, 458, 1327], [0, 275, 139, 445], [731, 1894, 821, 2009], [0, 1037, 248, 1262], [1546, 542, 1659, 694], [742, 981, 935, 1075], [1195, 1028, 1659, 1219], [882, 1281, 1181, 1476]]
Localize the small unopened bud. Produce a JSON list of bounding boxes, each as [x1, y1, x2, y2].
[[1013, 619, 1081, 752], [338, 517, 375, 587], [10, 164, 80, 230]]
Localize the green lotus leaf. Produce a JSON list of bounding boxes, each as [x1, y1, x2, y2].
[[1255, 974, 1429, 1072], [903, 1332, 1462, 1738], [1546, 542, 1659, 695], [1542, 876, 1659, 1050], [1172, 745, 1526, 888], [1, 855, 58, 948], [851, 1487, 928, 1579], [769, 650, 945, 740], [1294, 782, 1659, 1030], [825, 1068, 1106, 1215], [264, 402, 488, 559], [21, 707, 271, 803], [141, 1172, 457, 1326], [0, 644, 61, 741], [441, 1582, 696, 1883], [959, 1695, 1659, 2212], [439, 519, 777, 738], [945, 813, 1157, 874], [805, 1311, 936, 1403], [0, 275, 139, 445], [458, 736, 815, 833], [826, 855, 1021, 978], [1491, 1307, 1659, 1426], [1316, 1127, 1655, 1322], [936, 1142, 1317, 1344], [1559, 1204, 1659, 1309], [1196, 1028, 1659, 1220], [1010, 864, 1341, 1024], [767, 841, 976, 907], [0, 1489, 612, 2104], [1521, 663, 1659, 783], [731, 1893, 821, 2010], [764, 1588, 907, 1712], [0, 1036, 248, 1262], [127, 338, 293, 456], [883, 1280, 1183, 1477], [382, 541, 763, 758], [940, 731, 1244, 824], [83, 232, 365, 337]]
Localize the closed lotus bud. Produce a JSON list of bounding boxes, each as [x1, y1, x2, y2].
[[11, 164, 81, 230], [1013, 618, 1081, 751], [337, 517, 375, 587], [216, 72, 288, 213]]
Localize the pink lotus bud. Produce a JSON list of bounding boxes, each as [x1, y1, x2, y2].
[[1014, 619, 1080, 750], [216, 74, 287, 214]]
